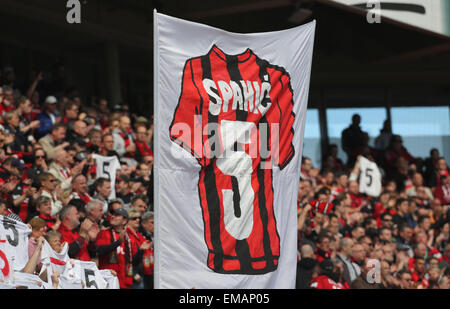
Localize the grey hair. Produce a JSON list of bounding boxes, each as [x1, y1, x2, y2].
[[141, 211, 154, 222], [86, 199, 103, 213]]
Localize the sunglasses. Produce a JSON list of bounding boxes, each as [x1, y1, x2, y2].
[[35, 155, 46, 159], [130, 217, 141, 221]]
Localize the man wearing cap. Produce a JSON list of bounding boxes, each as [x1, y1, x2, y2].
[[35, 95, 60, 138], [96, 207, 134, 289], [0, 157, 35, 222]]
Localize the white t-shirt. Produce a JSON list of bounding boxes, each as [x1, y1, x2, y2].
[[358, 156, 382, 197], [0, 216, 31, 272], [93, 154, 121, 201], [72, 260, 108, 289]]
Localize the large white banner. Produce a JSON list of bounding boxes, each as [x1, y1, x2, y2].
[[154, 11, 315, 289]]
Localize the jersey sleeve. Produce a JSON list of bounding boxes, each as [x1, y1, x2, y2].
[[276, 73, 295, 170], [169, 59, 204, 164]]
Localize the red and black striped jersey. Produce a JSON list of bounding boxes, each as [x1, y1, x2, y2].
[[170, 45, 295, 275]]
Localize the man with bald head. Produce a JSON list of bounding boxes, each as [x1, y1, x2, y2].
[[112, 115, 136, 158], [296, 243, 318, 289], [337, 237, 358, 286], [69, 174, 92, 204]]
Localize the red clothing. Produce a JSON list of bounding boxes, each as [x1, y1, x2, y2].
[[143, 248, 154, 275], [434, 184, 450, 206], [57, 223, 91, 261], [71, 191, 92, 204], [0, 102, 14, 117], [96, 228, 133, 289], [310, 275, 346, 289], [127, 227, 154, 275], [135, 141, 153, 157], [349, 193, 366, 209], [126, 226, 145, 256], [39, 214, 56, 231], [411, 272, 429, 288], [373, 202, 386, 220]]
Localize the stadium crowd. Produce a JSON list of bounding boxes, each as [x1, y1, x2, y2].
[[0, 63, 449, 290], [296, 114, 450, 289], [0, 64, 154, 289]]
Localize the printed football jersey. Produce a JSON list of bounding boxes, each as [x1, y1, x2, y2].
[[170, 45, 295, 274]]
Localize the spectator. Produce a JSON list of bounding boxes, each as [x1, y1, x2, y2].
[[96, 207, 133, 289], [374, 119, 392, 152], [35, 95, 60, 138], [112, 115, 136, 159], [300, 157, 318, 186], [38, 172, 64, 216], [38, 122, 69, 160], [383, 135, 415, 174], [406, 172, 433, 200], [315, 234, 333, 262], [397, 269, 414, 289], [99, 133, 119, 158], [296, 244, 318, 289], [134, 123, 153, 163], [434, 174, 450, 206], [61, 100, 79, 125], [126, 208, 152, 289], [351, 244, 365, 272], [57, 204, 98, 261], [27, 148, 49, 187], [3, 111, 29, 152], [49, 147, 84, 196], [69, 174, 91, 204], [336, 237, 358, 286], [410, 257, 429, 288], [351, 258, 385, 289], [85, 199, 104, 225], [392, 198, 409, 227], [426, 157, 449, 188], [101, 199, 124, 229], [92, 177, 112, 213], [115, 175, 133, 208], [310, 259, 345, 289], [67, 119, 88, 145], [33, 195, 60, 231], [341, 114, 366, 166], [27, 217, 47, 274], [130, 194, 149, 216]]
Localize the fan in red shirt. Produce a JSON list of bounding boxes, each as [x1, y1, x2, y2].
[[134, 124, 153, 163], [434, 175, 450, 206], [315, 234, 333, 263], [125, 208, 152, 288], [57, 204, 98, 261], [410, 257, 429, 288], [96, 207, 134, 289], [348, 180, 369, 209]]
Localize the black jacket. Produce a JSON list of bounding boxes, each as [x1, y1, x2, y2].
[[296, 258, 317, 289]]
